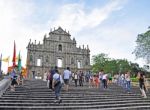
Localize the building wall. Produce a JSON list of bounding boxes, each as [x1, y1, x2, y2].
[[26, 27, 90, 79]]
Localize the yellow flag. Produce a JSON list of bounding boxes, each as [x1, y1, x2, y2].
[[2, 56, 10, 62], [16, 56, 18, 61]]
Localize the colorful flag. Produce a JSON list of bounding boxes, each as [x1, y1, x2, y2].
[[15, 56, 19, 61], [2, 56, 10, 62], [18, 51, 22, 73], [12, 41, 16, 67], [0, 54, 2, 76]]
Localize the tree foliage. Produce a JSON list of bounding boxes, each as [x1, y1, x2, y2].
[[92, 53, 108, 73], [92, 53, 131, 75], [92, 53, 150, 77], [133, 27, 150, 63]]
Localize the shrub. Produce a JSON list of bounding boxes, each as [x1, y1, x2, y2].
[[131, 77, 138, 82]]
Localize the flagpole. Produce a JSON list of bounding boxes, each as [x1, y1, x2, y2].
[[12, 40, 16, 68]]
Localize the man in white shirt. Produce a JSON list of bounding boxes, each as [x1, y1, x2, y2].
[[102, 73, 108, 89], [52, 69, 63, 103], [63, 67, 71, 91]]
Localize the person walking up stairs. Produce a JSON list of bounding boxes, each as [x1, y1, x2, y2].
[[52, 69, 63, 103]]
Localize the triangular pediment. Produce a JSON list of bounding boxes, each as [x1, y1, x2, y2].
[[50, 27, 70, 35], [57, 27, 64, 33]]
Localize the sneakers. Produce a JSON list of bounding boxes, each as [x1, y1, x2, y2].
[[143, 96, 147, 98], [54, 99, 62, 104], [59, 99, 62, 104], [127, 92, 131, 94], [10, 88, 15, 92], [54, 100, 58, 103]]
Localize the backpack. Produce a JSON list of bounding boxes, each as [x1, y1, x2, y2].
[[54, 75, 61, 87]]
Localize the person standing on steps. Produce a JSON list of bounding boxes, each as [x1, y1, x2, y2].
[[89, 73, 94, 88], [102, 73, 108, 89], [99, 69, 104, 89], [137, 72, 147, 98], [94, 74, 99, 88], [63, 67, 71, 91], [52, 69, 63, 103], [47, 70, 51, 88], [43, 71, 48, 82], [79, 71, 84, 86], [10, 69, 18, 91], [74, 72, 78, 87], [125, 71, 131, 93]]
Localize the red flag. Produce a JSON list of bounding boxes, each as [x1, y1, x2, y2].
[[12, 41, 16, 67]]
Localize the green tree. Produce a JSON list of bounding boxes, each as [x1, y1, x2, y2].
[[92, 53, 108, 73], [92, 54, 131, 75], [133, 27, 150, 63], [92, 53, 149, 77], [130, 63, 140, 77], [103, 59, 118, 75], [117, 59, 131, 74]]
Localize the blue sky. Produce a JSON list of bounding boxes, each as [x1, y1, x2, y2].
[[0, 0, 150, 72]]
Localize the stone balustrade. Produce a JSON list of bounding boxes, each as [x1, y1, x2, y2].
[[0, 79, 11, 97]]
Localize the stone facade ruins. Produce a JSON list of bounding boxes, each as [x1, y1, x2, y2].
[[26, 27, 90, 79]]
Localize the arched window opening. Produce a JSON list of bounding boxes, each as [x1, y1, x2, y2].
[[59, 36, 61, 40], [46, 56, 49, 62], [85, 60, 88, 65], [30, 55, 33, 61], [77, 60, 81, 68], [57, 58, 62, 67], [37, 59, 41, 66], [58, 44, 62, 51], [71, 58, 74, 64]]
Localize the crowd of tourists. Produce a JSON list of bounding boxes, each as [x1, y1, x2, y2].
[[5, 64, 148, 105], [113, 71, 149, 98], [43, 67, 149, 103]]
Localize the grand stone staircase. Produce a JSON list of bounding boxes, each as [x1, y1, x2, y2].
[[0, 79, 150, 110]]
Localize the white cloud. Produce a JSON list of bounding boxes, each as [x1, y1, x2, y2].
[[49, 0, 125, 33], [0, 0, 44, 72], [73, 24, 147, 67]]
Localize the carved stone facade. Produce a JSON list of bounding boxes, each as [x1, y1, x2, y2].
[[26, 27, 90, 79]]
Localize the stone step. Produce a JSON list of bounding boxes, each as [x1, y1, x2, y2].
[[0, 98, 148, 103], [101, 105, 150, 110], [0, 101, 150, 107], [5, 87, 144, 94], [0, 102, 150, 110], [7, 89, 142, 95], [3, 91, 142, 96], [2, 91, 143, 97], [0, 97, 146, 101]]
